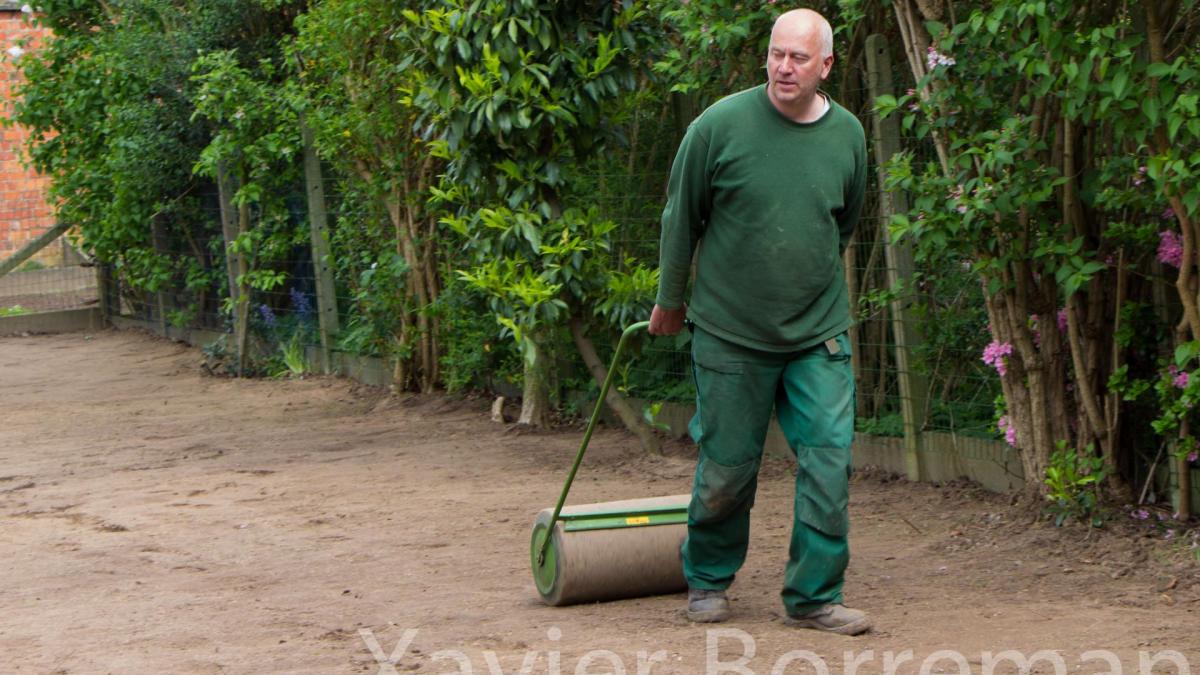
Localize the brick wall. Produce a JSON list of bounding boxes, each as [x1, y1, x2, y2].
[[0, 5, 57, 266]]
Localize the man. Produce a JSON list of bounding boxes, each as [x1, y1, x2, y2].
[[649, 8, 869, 635]]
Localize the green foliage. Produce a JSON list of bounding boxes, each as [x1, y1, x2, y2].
[[878, 1, 1200, 493], [0, 305, 32, 317], [414, 0, 659, 416], [1043, 442, 1108, 527], [435, 278, 523, 395], [190, 48, 305, 296], [855, 413, 905, 438], [652, 0, 780, 99], [191, 51, 300, 208], [334, 249, 410, 359], [278, 332, 307, 378], [293, 0, 433, 208], [9, 0, 297, 288]]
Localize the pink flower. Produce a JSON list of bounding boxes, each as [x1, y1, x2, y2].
[[1133, 166, 1148, 187], [1057, 308, 1068, 335], [1188, 451, 1198, 463], [1131, 508, 1150, 520], [1158, 230, 1183, 268], [982, 341, 1014, 376], [1168, 364, 1189, 389], [997, 416, 1017, 447], [1163, 207, 1176, 220]]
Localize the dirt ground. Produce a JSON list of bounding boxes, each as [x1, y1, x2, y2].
[[2, 330, 1199, 674]]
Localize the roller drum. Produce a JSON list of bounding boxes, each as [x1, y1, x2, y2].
[[530, 495, 689, 606]]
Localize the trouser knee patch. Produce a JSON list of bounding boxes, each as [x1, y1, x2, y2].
[[690, 453, 759, 523]]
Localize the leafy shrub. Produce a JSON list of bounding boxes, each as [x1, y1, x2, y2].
[[1044, 442, 1108, 527], [435, 277, 522, 395]]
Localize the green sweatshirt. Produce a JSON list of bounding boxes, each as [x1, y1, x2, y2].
[[655, 84, 867, 352]]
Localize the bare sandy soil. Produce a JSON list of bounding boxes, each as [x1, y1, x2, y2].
[[1, 330, 1198, 674]]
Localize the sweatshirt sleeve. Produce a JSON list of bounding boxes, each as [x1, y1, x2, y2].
[[654, 123, 711, 310], [837, 127, 868, 254]]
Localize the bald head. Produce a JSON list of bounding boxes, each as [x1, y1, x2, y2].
[[772, 9, 833, 59], [764, 7, 835, 121]]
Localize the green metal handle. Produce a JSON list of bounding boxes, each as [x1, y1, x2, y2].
[[537, 320, 651, 564]]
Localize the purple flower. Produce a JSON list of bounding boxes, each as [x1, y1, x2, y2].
[[1163, 207, 1176, 220], [1133, 166, 1147, 187], [258, 303, 277, 328], [1188, 451, 1198, 463], [1131, 508, 1150, 520], [982, 340, 1014, 376], [289, 287, 314, 320], [1158, 230, 1183, 268], [1057, 308, 1068, 335]]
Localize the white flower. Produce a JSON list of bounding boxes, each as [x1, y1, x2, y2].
[[7, 46, 24, 60], [20, 4, 33, 14], [926, 46, 956, 70]]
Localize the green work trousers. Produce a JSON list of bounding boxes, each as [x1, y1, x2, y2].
[[682, 325, 855, 616]]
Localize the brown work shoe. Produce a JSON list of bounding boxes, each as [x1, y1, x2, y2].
[[686, 588, 731, 623], [785, 604, 871, 635]]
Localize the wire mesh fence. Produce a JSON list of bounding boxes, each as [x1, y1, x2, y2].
[[0, 237, 97, 317]]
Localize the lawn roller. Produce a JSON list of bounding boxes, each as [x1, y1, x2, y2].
[[530, 321, 691, 606]]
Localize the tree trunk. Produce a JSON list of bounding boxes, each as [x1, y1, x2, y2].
[[569, 317, 662, 454], [384, 191, 419, 392], [987, 284, 1051, 496], [235, 200, 251, 377], [517, 330, 553, 427], [215, 163, 241, 307]]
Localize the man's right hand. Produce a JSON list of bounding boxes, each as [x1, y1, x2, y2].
[[649, 304, 687, 336]]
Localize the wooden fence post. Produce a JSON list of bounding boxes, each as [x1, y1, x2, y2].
[[866, 34, 929, 483], [299, 113, 339, 375], [95, 260, 111, 327]]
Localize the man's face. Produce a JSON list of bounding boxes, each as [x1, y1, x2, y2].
[[766, 22, 833, 108]]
